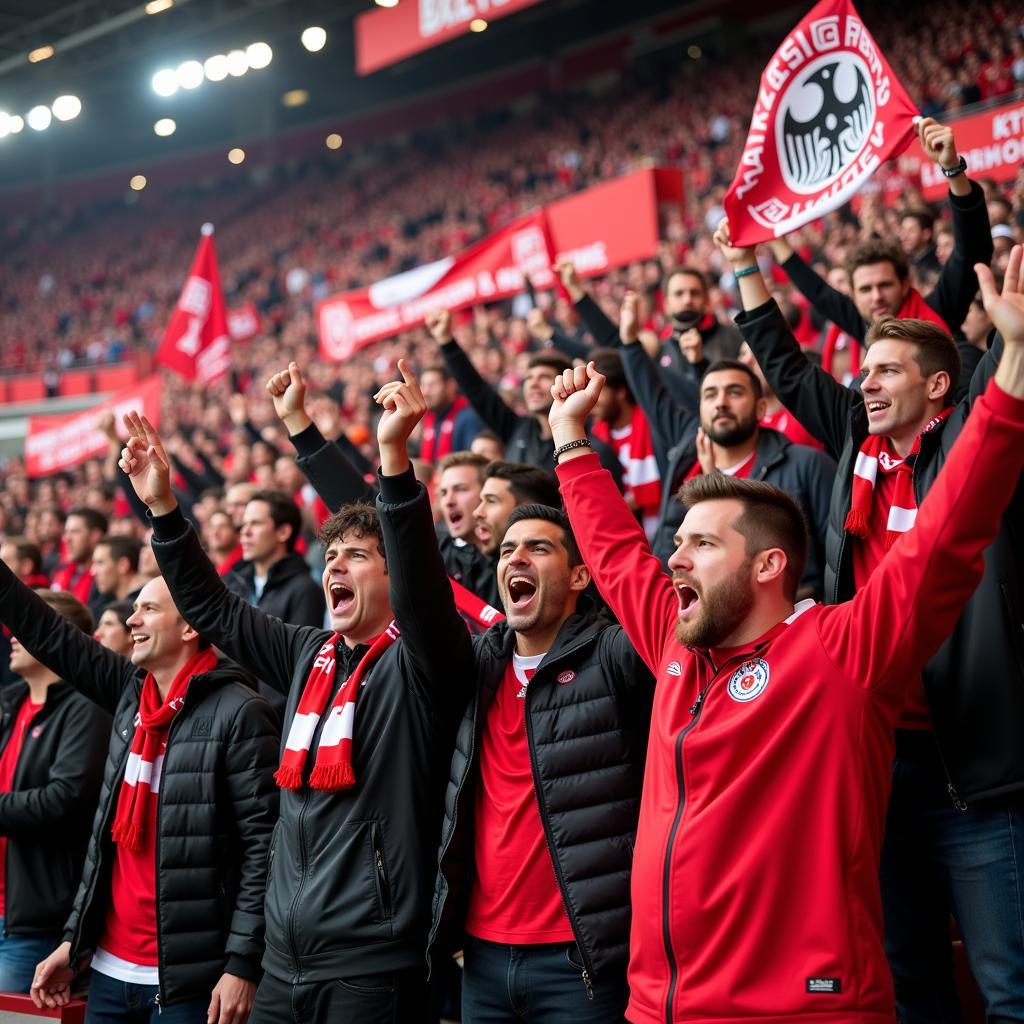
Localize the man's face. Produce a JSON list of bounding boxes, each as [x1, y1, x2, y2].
[[935, 231, 954, 266], [64, 515, 99, 564], [474, 478, 517, 556], [438, 466, 482, 543], [240, 500, 289, 566], [993, 237, 1013, 277], [207, 512, 239, 555], [321, 531, 391, 640], [497, 519, 586, 636], [664, 272, 706, 318], [275, 457, 305, 495], [668, 499, 756, 647], [699, 370, 763, 447], [898, 217, 930, 256], [523, 365, 559, 415], [91, 543, 122, 595], [0, 543, 17, 574], [8, 637, 44, 678], [470, 435, 503, 462], [37, 511, 64, 545], [94, 609, 133, 657], [851, 262, 910, 321], [419, 370, 452, 413], [962, 301, 992, 347], [224, 484, 255, 529], [860, 338, 943, 439], [125, 577, 193, 671]]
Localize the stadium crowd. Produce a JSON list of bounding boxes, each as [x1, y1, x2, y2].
[[0, 2, 1022, 1023]]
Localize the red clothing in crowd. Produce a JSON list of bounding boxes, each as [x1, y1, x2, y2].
[[0, 697, 43, 915], [760, 407, 824, 451], [50, 563, 94, 606], [556, 382, 1024, 1024], [464, 655, 574, 944]]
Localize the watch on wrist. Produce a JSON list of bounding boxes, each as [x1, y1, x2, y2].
[[940, 155, 968, 179]]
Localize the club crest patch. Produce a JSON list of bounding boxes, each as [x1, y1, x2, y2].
[[727, 659, 770, 703], [666, 661, 682, 677], [556, 670, 576, 685]]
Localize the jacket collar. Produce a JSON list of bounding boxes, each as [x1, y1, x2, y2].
[[687, 598, 816, 664]]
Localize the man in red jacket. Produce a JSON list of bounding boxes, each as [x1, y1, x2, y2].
[[546, 255, 1024, 1024]]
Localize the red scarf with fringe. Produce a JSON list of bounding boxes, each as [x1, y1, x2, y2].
[[276, 623, 400, 792], [421, 397, 468, 464], [112, 648, 217, 852]]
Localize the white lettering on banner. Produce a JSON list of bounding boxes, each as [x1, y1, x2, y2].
[[176, 315, 203, 356], [420, 0, 512, 37], [994, 107, 1024, 139], [555, 241, 608, 273], [178, 277, 212, 318]]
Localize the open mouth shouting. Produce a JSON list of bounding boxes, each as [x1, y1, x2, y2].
[[673, 577, 701, 621], [506, 572, 538, 611], [328, 580, 356, 616]]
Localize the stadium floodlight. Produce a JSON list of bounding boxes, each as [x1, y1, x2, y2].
[[469, 18, 488, 32], [27, 105, 52, 131], [152, 68, 179, 96], [246, 42, 272, 70], [176, 60, 204, 90], [282, 89, 309, 108], [0, 113, 9, 139], [51, 95, 82, 122], [325, 133, 342, 150], [301, 27, 327, 52], [375, 0, 399, 7], [226, 50, 249, 77], [28, 45, 54, 63], [204, 54, 229, 81], [154, 118, 176, 136], [228, 147, 245, 164], [145, 0, 174, 13], [8, 115, 23, 133], [129, 175, 147, 191], [688, 45, 702, 59]]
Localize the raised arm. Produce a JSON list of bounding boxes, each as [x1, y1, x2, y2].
[[0, 560, 135, 712], [428, 309, 521, 443]]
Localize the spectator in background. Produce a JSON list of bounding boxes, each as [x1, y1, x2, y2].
[[92, 599, 134, 658], [0, 540, 49, 589], [418, 365, 484, 463], [90, 537, 148, 619], [51, 508, 108, 610], [899, 209, 941, 279], [203, 509, 243, 577]]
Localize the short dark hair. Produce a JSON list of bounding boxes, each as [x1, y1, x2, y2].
[[590, 348, 631, 396], [900, 208, 935, 233], [249, 490, 303, 552], [209, 508, 238, 531], [701, 360, 763, 400], [319, 503, 386, 567], [420, 363, 451, 382], [67, 507, 109, 535], [664, 265, 709, 294], [36, 589, 93, 634], [526, 350, 571, 374], [505, 504, 582, 566], [99, 598, 135, 630], [96, 535, 142, 573], [436, 451, 488, 477], [4, 537, 42, 575], [866, 316, 961, 406], [677, 475, 807, 601], [481, 462, 562, 509], [845, 239, 909, 283]]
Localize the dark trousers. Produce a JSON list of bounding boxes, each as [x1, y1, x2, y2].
[[248, 967, 427, 1024], [83, 970, 208, 1023], [881, 730, 1024, 1024], [461, 938, 627, 1023]]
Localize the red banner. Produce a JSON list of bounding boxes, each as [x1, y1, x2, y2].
[[356, 0, 546, 76], [318, 167, 680, 360], [228, 302, 262, 342], [724, 0, 918, 245], [916, 100, 1024, 200], [25, 375, 163, 479], [156, 227, 230, 384]]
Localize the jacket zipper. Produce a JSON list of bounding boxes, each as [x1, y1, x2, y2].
[[372, 823, 392, 918], [524, 637, 599, 1000]]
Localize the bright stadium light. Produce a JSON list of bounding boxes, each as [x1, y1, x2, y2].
[[204, 54, 229, 81], [152, 68, 179, 96], [226, 49, 249, 77], [325, 133, 342, 150], [301, 27, 326, 52], [129, 175, 147, 191], [154, 117, 176, 136], [281, 89, 308, 108], [228, 147, 245, 164], [0, 113, 10, 139], [51, 95, 82, 122], [145, 0, 174, 13], [375, 0, 399, 7], [246, 42, 272, 69], [27, 105, 52, 131], [469, 18, 487, 32], [176, 60, 204, 90], [8, 115, 23, 133], [28, 45, 54, 63]]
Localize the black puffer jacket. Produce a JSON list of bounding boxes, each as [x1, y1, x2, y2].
[[0, 681, 109, 937], [0, 562, 280, 1005], [739, 299, 1023, 805], [150, 479, 475, 985], [225, 551, 325, 627]]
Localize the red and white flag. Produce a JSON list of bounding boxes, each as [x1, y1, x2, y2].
[[724, 0, 918, 245], [156, 224, 231, 383]]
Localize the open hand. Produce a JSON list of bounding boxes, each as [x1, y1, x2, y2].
[[119, 411, 175, 514], [976, 244, 1024, 346]]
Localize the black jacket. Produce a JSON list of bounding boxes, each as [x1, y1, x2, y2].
[[0, 561, 279, 1005], [0, 681, 109, 937], [780, 180, 992, 342], [150, 480, 475, 985], [225, 551, 325, 627], [739, 298, 1023, 805], [438, 338, 624, 485], [619, 340, 836, 593]]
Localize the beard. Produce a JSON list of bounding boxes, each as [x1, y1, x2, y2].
[[704, 412, 758, 447], [675, 560, 755, 648]]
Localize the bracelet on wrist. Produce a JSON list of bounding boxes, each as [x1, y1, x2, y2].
[[733, 264, 759, 279], [552, 438, 592, 463], [940, 155, 968, 178]]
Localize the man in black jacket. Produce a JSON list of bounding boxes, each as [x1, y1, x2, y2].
[[717, 220, 1024, 1023], [119, 400, 475, 1022], [11, 564, 278, 1022], [371, 363, 653, 1021], [0, 591, 109, 993]]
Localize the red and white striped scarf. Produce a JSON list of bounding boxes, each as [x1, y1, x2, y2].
[[845, 409, 952, 549], [275, 623, 400, 792], [592, 405, 661, 517], [421, 397, 468, 464], [112, 648, 217, 853], [450, 576, 504, 634]]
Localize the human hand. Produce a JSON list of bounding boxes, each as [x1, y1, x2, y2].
[[917, 117, 959, 169], [549, 361, 605, 451], [620, 291, 640, 345], [374, 359, 427, 474], [30, 942, 75, 1009], [695, 428, 716, 474], [266, 362, 312, 435], [207, 972, 257, 1024], [119, 412, 176, 515], [713, 217, 757, 269], [678, 328, 703, 364], [425, 309, 454, 346], [554, 258, 584, 302]]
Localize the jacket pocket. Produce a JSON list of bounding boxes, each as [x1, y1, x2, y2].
[[371, 822, 393, 921]]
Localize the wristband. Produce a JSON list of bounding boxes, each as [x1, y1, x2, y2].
[[940, 155, 968, 178], [734, 264, 759, 279], [553, 438, 592, 463]]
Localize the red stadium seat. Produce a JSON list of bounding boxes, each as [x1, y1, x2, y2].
[[8, 377, 45, 403], [58, 370, 93, 396], [94, 365, 138, 392]]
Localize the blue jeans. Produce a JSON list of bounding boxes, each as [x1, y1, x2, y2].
[[0, 918, 61, 993], [880, 730, 1024, 1024], [461, 937, 627, 1023], [84, 968, 208, 1023]]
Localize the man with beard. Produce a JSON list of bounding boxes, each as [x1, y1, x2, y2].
[[546, 248, 1024, 1023], [614, 294, 834, 591], [418, 365, 484, 464], [370, 364, 653, 1023]]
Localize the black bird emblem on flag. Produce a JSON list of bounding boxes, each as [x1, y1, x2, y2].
[[780, 60, 874, 190]]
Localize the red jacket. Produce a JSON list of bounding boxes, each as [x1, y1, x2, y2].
[[557, 382, 1024, 1024]]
